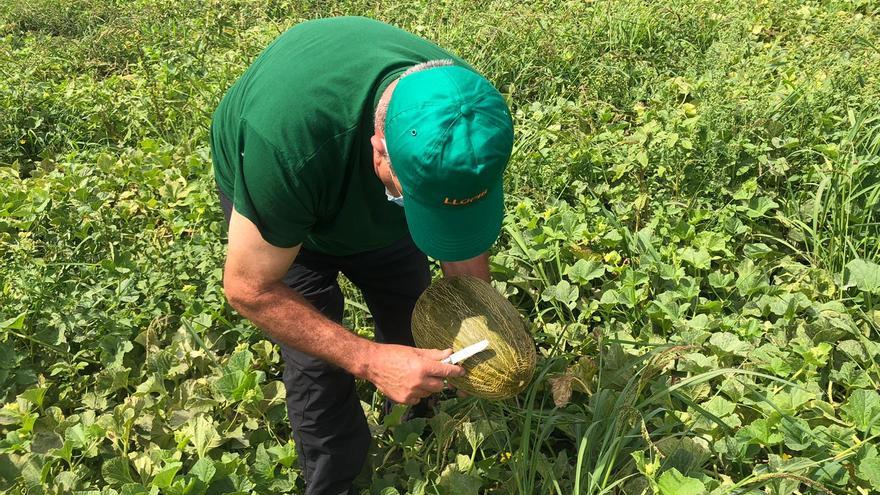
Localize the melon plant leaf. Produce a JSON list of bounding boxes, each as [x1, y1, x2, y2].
[[30, 432, 63, 454], [845, 259, 880, 294], [565, 259, 605, 284], [253, 444, 276, 483], [188, 415, 221, 458], [656, 437, 710, 475], [856, 446, 880, 489], [700, 396, 736, 418], [54, 440, 74, 464], [679, 247, 712, 270], [393, 417, 426, 447], [733, 178, 758, 200], [409, 479, 428, 495], [745, 196, 779, 218], [658, 262, 686, 282], [404, 458, 422, 479], [455, 453, 473, 472], [216, 369, 256, 402], [429, 411, 454, 447], [694, 231, 729, 254], [680, 352, 718, 373], [96, 364, 131, 394], [752, 344, 793, 376], [120, 483, 150, 495], [437, 463, 482, 495], [837, 340, 868, 362], [708, 271, 734, 289], [650, 291, 689, 323], [684, 313, 711, 331], [98, 335, 133, 366], [0, 342, 17, 371], [741, 418, 783, 446], [657, 467, 706, 495], [630, 227, 661, 261], [708, 332, 750, 356], [19, 387, 47, 408], [743, 243, 773, 259], [735, 259, 768, 296], [542, 280, 579, 308], [830, 362, 872, 388], [189, 458, 216, 484], [53, 471, 79, 492], [17, 453, 42, 488], [569, 357, 597, 392], [65, 424, 87, 449], [151, 461, 182, 488], [267, 441, 297, 468], [33, 325, 65, 347], [102, 457, 135, 486], [383, 403, 407, 428], [227, 349, 253, 371], [0, 313, 25, 331], [767, 292, 811, 319], [599, 289, 621, 305], [840, 389, 880, 433], [779, 416, 812, 451], [815, 461, 849, 486], [461, 421, 484, 453]]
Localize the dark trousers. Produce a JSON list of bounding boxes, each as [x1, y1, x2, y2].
[[219, 191, 431, 495]]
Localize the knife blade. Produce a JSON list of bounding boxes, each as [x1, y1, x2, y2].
[[441, 339, 490, 365]]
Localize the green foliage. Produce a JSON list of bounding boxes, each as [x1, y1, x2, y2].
[[1, 0, 879, 493]]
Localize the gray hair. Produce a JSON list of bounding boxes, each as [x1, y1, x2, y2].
[[374, 59, 455, 137]]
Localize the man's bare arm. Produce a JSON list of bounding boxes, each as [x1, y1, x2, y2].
[[223, 208, 374, 376], [441, 252, 490, 281], [222, 208, 464, 404]]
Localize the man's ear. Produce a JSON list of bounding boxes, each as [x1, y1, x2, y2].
[[370, 135, 388, 177]]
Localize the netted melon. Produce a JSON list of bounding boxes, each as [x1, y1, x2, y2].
[[411, 276, 536, 400]]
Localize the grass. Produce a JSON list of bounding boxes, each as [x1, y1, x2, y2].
[[779, 109, 880, 275]]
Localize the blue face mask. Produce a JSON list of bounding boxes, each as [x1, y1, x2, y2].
[[385, 187, 404, 207]]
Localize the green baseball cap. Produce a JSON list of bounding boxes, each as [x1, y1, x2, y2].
[[385, 65, 514, 262]]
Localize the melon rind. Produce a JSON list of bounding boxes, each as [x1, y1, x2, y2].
[[411, 276, 537, 400]]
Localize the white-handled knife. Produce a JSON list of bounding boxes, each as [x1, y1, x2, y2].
[[441, 339, 490, 365]]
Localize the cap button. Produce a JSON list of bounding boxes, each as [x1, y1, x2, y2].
[[460, 103, 473, 117]]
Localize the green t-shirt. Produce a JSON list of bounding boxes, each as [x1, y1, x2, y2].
[[211, 16, 467, 255]]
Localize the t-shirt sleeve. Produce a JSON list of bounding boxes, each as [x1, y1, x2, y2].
[[230, 121, 318, 248]]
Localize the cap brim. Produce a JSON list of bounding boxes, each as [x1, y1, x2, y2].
[[403, 178, 504, 262]]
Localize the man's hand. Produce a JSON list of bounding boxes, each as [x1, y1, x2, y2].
[[440, 252, 490, 281], [224, 207, 467, 403], [363, 344, 466, 405]]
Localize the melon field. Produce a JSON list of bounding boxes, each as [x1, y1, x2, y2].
[[2, 0, 880, 493]]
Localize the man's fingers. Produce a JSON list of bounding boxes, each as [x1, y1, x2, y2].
[[424, 360, 466, 378], [418, 348, 453, 361], [414, 348, 465, 377], [420, 377, 445, 393]]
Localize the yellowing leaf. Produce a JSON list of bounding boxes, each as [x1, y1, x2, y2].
[[187, 415, 221, 458]]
